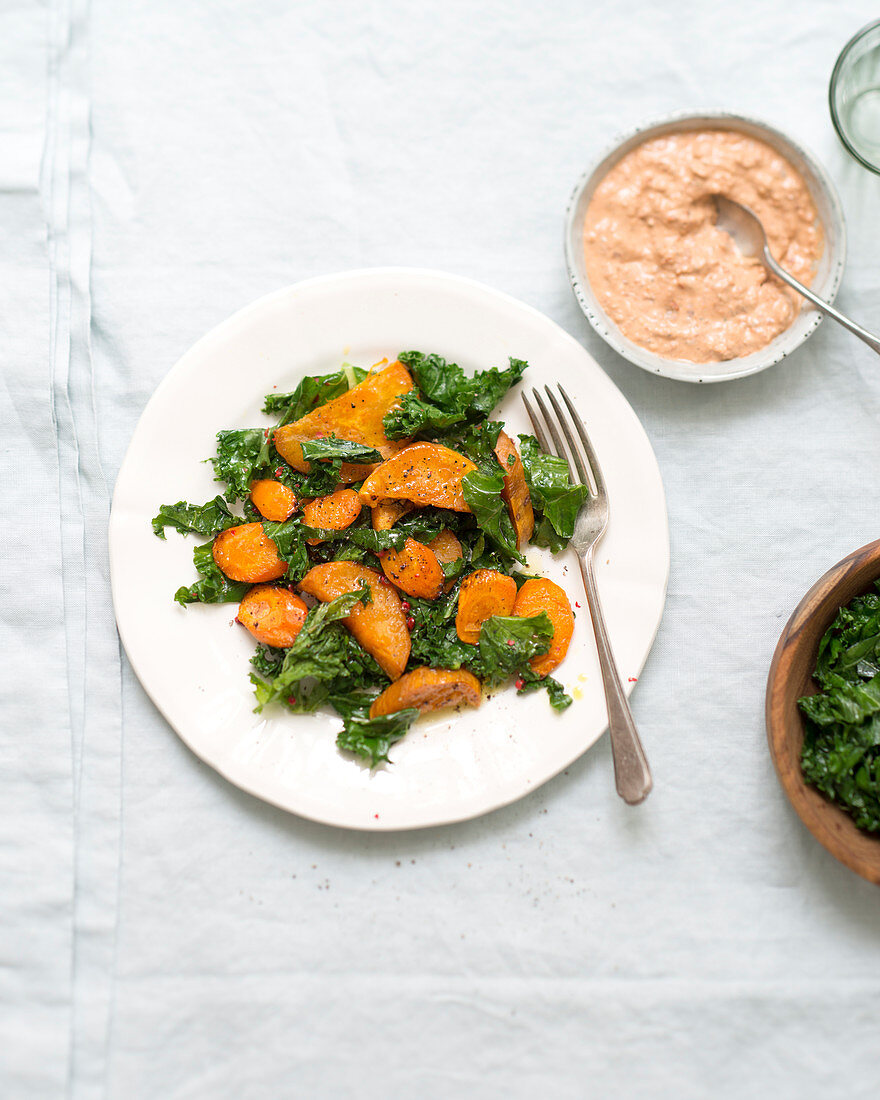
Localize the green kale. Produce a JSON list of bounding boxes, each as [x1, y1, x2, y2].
[[292, 460, 346, 498], [329, 694, 419, 767], [152, 496, 240, 539], [263, 365, 368, 427], [251, 584, 379, 710], [515, 669, 573, 711], [406, 592, 554, 696], [299, 525, 409, 553], [299, 435, 383, 464], [400, 351, 526, 419], [461, 467, 523, 564], [518, 433, 589, 552], [392, 509, 462, 544], [443, 420, 503, 466], [798, 587, 880, 832], [261, 517, 311, 582], [407, 584, 475, 671], [472, 613, 553, 687], [212, 428, 268, 500], [250, 644, 285, 679], [440, 555, 464, 582], [812, 591, 880, 686], [383, 352, 526, 438], [174, 542, 250, 605], [380, 396, 463, 439]]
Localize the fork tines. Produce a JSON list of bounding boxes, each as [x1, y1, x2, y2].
[[522, 385, 603, 499]]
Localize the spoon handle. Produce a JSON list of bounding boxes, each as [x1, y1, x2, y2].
[[763, 246, 880, 356]]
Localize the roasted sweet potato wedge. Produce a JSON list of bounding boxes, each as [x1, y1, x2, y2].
[[273, 360, 414, 484], [302, 489, 362, 545], [371, 498, 416, 531], [369, 667, 481, 719], [359, 442, 477, 511], [455, 569, 518, 643], [237, 585, 308, 648], [250, 479, 299, 522], [298, 562, 410, 680], [426, 528, 463, 566], [494, 431, 534, 547], [513, 578, 574, 677], [380, 538, 444, 600], [213, 523, 286, 583], [426, 528, 464, 592]]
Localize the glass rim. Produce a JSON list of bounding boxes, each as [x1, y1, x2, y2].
[[829, 16, 880, 176]]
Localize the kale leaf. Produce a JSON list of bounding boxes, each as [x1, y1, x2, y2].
[[515, 669, 573, 711], [263, 365, 368, 427], [472, 613, 553, 687], [518, 433, 589, 552], [261, 517, 311, 582], [798, 586, 880, 832], [330, 695, 419, 768], [461, 467, 523, 563], [174, 541, 250, 605], [407, 584, 475, 671], [380, 396, 463, 439], [299, 525, 408, 553], [292, 460, 347, 498], [299, 435, 383, 464], [152, 496, 240, 539], [251, 584, 378, 710], [383, 352, 526, 439], [212, 428, 268, 500]]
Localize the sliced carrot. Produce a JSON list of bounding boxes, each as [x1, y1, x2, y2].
[[213, 523, 286, 583], [298, 562, 410, 680], [302, 489, 362, 545], [494, 431, 535, 546], [237, 585, 308, 648], [371, 498, 416, 531], [273, 360, 414, 484], [250, 479, 299, 522], [359, 442, 477, 511], [369, 667, 481, 719], [513, 578, 574, 677], [380, 538, 444, 600], [455, 569, 518, 644]]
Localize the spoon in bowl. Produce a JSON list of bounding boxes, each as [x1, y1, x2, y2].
[[713, 195, 880, 355]]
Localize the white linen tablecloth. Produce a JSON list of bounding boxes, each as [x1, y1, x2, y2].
[[4, 1, 880, 1096]]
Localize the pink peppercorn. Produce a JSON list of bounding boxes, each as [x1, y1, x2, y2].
[[287, 695, 297, 706], [515, 678, 525, 690], [405, 617, 415, 631], [400, 600, 411, 611]]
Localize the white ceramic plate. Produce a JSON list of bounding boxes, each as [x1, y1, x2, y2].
[[109, 269, 669, 830]]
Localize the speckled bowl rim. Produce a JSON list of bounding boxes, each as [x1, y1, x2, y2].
[[564, 111, 847, 383]]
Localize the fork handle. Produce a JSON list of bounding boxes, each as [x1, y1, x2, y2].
[[578, 548, 653, 805]]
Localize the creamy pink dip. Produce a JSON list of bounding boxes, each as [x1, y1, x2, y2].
[[583, 130, 824, 363]]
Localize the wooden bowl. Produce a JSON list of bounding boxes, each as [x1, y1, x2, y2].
[[766, 539, 880, 885]]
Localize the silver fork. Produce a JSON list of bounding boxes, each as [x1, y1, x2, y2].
[[523, 385, 653, 805]]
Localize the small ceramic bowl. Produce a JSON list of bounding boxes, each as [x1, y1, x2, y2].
[[766, 539, 880, 886], [565, 112, 847, 383]]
